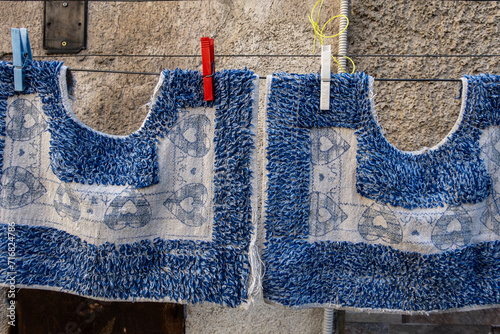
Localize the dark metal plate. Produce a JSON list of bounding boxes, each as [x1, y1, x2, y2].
[[44, 0, 87, 54]]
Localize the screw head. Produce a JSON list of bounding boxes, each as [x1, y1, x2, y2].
[[62, 2, 68, 7]]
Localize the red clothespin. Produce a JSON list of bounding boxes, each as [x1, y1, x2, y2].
[[201, 37, 214, 101]]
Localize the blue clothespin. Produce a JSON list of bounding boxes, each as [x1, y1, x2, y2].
[[11, 28, 32, 92]]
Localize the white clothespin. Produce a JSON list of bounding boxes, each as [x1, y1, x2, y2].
[[11, 28, 32, 92], [320, 44, 331, 110]]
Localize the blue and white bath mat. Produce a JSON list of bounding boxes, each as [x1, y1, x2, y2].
[[263, 72, 500, 313], [0, 61, 258, 307]]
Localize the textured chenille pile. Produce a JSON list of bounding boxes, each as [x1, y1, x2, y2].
[[0, 61, 258, 307], [263, 72, 500, 313], [1, 59, 499, 312]]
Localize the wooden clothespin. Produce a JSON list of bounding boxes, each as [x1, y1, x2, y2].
[[320, 44, 331, 110], [201, 37, 215, 101], [11, 28, 32, 92]]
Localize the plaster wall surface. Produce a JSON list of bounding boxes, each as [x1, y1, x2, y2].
[[0, 0, 498, 333]]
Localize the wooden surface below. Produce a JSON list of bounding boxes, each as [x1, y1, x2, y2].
[[12, 289, 184, 334]]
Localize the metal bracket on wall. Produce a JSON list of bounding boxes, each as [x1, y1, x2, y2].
[[43, 0, 88, 54]]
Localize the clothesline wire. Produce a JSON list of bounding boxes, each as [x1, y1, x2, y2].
[[0, 0, 495, 1], [26, 54, 500, 58], [69, 68, 463, 82], [2, 51, 492, 81], [0, 0, 205, 2], [0, 0, 496, 1]]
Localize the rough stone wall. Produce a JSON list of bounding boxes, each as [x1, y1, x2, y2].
[[0, 0, 499, 333], [0, 0, 339, 136], [349, 0, 499, 151]]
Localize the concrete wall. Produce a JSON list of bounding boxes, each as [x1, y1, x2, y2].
[[0, 1, 499, 333]]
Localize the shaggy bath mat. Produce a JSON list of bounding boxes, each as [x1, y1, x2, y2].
[[263, 72, 500, 313], [0, 61, 258, 307]]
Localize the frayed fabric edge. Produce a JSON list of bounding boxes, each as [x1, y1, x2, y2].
[[0, 64, 258, 308], [261, 297, 500, 316], [263, 71, 500, 312], [246, 77, 263, 308]]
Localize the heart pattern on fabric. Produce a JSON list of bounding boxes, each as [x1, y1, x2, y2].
[[0, 166, 47, 209], [309, 192, 347, 236], [358, 203, 403, 244], [54, 183, 81, 222], [7, 99, 46, 141], [481, 193, 500, 235], [310, 128, 350, 165], [104, 188, 152, 230], [431, 206, 472, 251], [166, 114, 211, 157], [164, 183, 208, 227]]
